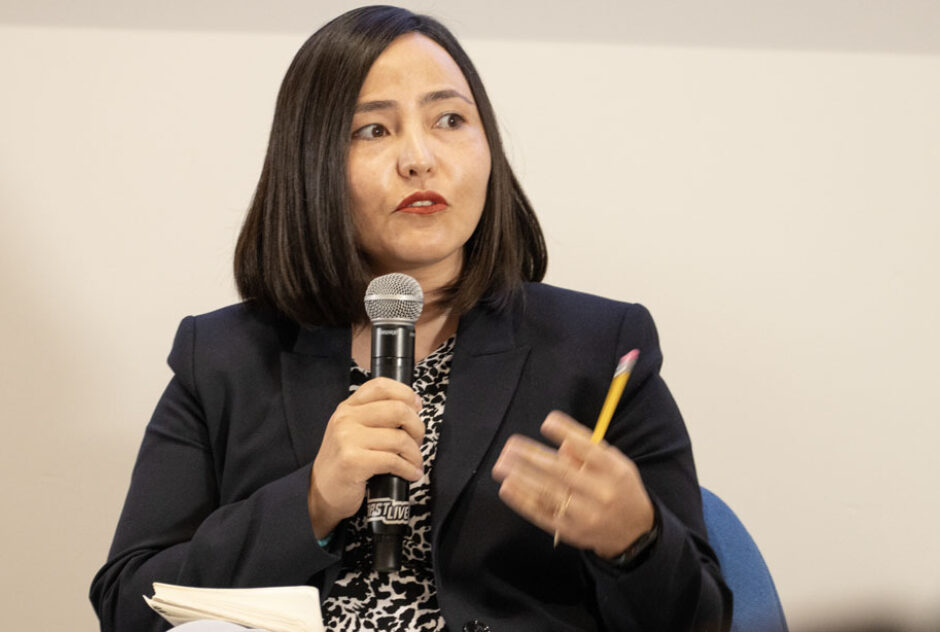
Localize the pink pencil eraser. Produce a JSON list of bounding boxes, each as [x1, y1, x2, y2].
[[615, 349, 640, 376]]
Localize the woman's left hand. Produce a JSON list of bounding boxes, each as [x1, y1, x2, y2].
[[491, 410, 655, 559]]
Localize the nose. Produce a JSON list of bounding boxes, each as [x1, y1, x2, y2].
[[397, 128, 435, 179]]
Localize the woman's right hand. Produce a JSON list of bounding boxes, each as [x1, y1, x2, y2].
[[307, 377, 425, 539]]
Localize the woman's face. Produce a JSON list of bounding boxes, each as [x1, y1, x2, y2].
[[347, 33, 491, 285]]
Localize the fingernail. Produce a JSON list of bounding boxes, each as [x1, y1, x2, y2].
[[414, 393, 423, 409]]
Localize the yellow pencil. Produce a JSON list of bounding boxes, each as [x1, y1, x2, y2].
[[554, 349, 639, 547], [591, 349, 640, 443]]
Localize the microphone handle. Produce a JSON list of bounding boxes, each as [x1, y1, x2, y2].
[[367, 322, 415, 572]]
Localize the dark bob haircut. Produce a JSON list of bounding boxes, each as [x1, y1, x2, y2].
[[234, 5, 547, 326]]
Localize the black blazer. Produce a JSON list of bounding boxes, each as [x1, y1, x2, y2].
[[91, 283, 730, 631]]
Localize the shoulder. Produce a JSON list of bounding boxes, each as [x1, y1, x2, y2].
[[174, 302, 292, 354], [521, 282, 638, 310], [517, 282, 655, 336], [514, 283, 666, 399], [167, 302, 297, 389]]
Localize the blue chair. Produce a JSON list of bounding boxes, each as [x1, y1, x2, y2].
[[701, 487, 788, 632]]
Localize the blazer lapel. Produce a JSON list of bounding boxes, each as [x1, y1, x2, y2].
[[280, 324, 351, 467], [432, 302, 530, 538]]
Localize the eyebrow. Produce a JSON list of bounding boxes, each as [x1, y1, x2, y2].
[[354, 89, 474, 114]]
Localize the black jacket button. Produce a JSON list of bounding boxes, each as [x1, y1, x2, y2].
[[462, 620, 490, 632]]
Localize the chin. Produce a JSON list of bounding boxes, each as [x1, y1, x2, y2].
[[373, 250, 463, 278]]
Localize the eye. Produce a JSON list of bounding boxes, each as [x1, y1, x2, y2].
[[352, 123, 389, 140], [434, 113, 466, 130]]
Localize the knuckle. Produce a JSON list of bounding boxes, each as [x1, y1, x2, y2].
[[597, 487, 617, 509], [616, 465, 639, 489], [397, 431, 413, 453], [331, 406, 354, 426], [332, 422, 354, 443], [585, 510, 604, 532], [394, 400, 412, 418], [338, 441, 358, 460], [360, 378, 385, 398], [385, 453, 404, 473], [376, 377, 401, 396], [618, 452, 638, 473]]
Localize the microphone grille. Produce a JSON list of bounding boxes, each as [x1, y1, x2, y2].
[[364, 273, 424, 323]]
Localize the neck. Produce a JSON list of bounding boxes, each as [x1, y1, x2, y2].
[[387, 258, 459, 306]]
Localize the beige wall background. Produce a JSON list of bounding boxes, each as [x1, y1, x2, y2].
[[1, 2, 938, 630]]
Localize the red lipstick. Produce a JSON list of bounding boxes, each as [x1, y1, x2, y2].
[[396, 191, 449, 215]]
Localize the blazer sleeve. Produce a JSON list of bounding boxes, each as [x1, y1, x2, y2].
[[583, 304, 732, 631], [89, 316, 342, 632]]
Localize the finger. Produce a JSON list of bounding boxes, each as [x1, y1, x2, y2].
[[541, 412, 617, 472], [540, 410, 594, 447], [494, 431, 632, 517], [493, 435, 569, 482], [493, 444, 621, 549], [493, 435, 596, 499], [496, 465, 597, 551], [498, 460, 640, 553], [497, 450, 611, 542], [341, 399, 425, 443], [319, 443, 419, 488], [361, 427, 424, 470], [496, 463, 568, 536], [362, 449, 424, 482], [348, 377, 422, 411], [493, 439, 594, 529]]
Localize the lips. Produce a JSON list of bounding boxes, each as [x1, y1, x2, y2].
[[396, 191, 449, 215]]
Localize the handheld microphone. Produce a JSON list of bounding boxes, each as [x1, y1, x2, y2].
[[363, 273, 424, 572]]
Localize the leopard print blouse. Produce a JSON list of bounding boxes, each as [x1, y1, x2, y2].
[[321, 336, 455, 631]]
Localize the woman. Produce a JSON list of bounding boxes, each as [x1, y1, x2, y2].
[[91, 6, 731, 631]]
